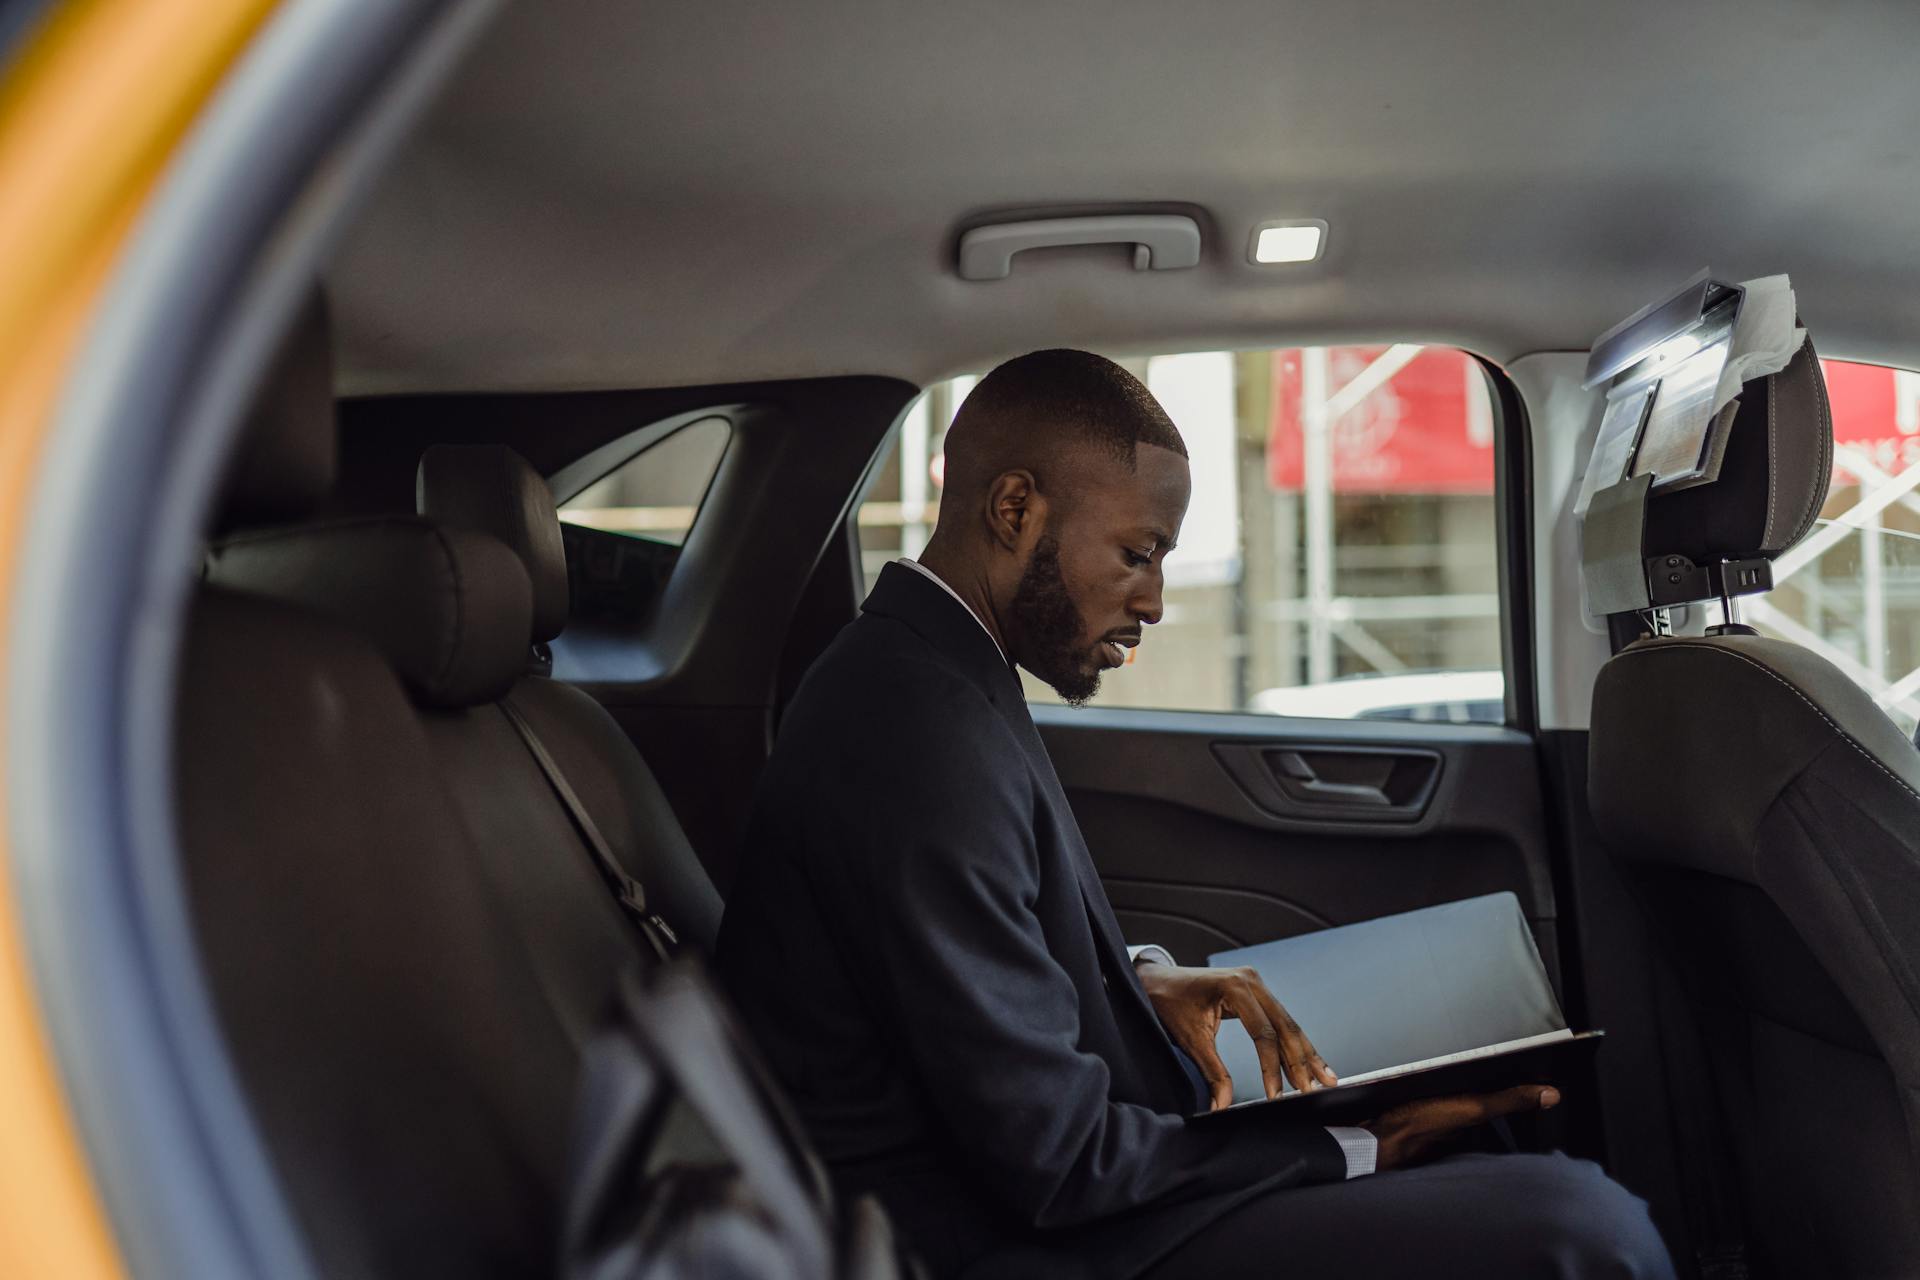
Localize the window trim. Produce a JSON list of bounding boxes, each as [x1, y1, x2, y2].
[[1484, 355, 1538, 735]]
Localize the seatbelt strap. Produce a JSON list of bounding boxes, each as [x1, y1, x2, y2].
[[499, 697, 677, 962], [1650, 948, 1750, 1279]]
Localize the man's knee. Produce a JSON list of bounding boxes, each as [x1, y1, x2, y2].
[[1498, 1154, 1674, 1278]]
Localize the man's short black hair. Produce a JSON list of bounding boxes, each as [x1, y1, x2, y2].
[[940, 349, 1187, 506], [958, 348, 1186, 463]]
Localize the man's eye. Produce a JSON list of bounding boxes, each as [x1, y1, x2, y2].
[[1123, 549, 1152, 568]]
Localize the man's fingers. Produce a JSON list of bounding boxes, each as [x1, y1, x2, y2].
[[1362, 1086, 1562, 1170], [1190, 1037, 1237, 1112], [1483, 1084, 1559, 1118], [1423, 1084, 1560, 1129], [1452, 1084, 1559, 1124], [1220, 983, 1292, 1099], [1248, 982, 1335, 1091]]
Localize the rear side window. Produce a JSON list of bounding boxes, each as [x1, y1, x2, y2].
[[549, 415, 730, 678], [558, 415, 730, 546], [857, 346, 1505, 723], [1714, 357, 1920, 734]]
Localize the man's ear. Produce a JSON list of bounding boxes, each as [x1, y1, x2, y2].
[[984, 469, 1046, 552]]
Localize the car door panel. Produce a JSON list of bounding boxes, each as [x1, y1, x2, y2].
[[1035, 707, 1560, 985]]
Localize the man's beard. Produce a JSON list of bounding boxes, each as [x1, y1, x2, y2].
[[1009, 534, 1102, 707]]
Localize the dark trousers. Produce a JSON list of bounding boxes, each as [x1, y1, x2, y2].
[[1140, 1152, 1676, 1279]]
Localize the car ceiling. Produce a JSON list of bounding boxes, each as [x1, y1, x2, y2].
[[329, 0, 1920, 396]]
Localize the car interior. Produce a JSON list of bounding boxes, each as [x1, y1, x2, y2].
[[15, 1, 1920, 1277]]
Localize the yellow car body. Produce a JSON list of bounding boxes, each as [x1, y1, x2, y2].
[[0, 3, 279, 1274]]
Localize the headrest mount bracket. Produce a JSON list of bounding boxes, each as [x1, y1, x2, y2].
[[1643, 553, 1773, 610]]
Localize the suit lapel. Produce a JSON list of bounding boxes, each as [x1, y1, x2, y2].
[[999, 699, 1197, 1093], [862, 563, 1196, 1104], [1004, 709, 1135, 962]]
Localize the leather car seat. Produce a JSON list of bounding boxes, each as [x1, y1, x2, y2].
[[1588, 342, 1920, 1277], [178, 296, 718, 1272], [183, 306, 577, 1274], [415, 442, 723, 955]]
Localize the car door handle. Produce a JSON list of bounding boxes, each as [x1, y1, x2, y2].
[[1271, 751, 1393, 806], [1212, 742, 1443, 824]]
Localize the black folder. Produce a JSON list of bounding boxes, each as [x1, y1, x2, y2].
[[1190, 1029, 1603, 1129]]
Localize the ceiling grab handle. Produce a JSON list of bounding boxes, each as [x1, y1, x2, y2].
[[956, 214, 1203, 281]]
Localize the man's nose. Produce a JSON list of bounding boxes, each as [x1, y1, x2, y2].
[[1131, 575, 1165, 626]]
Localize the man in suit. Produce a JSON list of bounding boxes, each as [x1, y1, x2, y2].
[[716, 350, 1672, 1278]]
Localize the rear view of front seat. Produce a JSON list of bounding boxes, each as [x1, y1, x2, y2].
[[1588, 344, 1920, 1277]]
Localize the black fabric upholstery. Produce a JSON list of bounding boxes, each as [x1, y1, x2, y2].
[[1591, 636, 1920, 1273], [417, 444, 569, 642], [1591, 637, 1920, 881], [1641, 338, 1833, 563], [204, 517, 532, 709], [218, 291, 337, 530]]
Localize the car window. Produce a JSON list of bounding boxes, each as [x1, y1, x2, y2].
[[1709, 357, 1920, 736], [548, 415, 731, 680], [857, 347, 1505, 722], [557, 415, 731, 547]]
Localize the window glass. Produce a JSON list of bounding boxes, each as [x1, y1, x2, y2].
[[557, 415, 731, 546], [1710, 357, 1920, 736], [857, 347, 1503, 721], [549, 415, 731, 681]]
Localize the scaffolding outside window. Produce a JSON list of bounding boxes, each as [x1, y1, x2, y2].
[[858, 346, 1505, 723], [1711, 358, 1920, 736]]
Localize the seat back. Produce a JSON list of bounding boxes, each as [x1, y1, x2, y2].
[[416, 441, 723, 954], [177, 299, 691, 1271], [1588, 344, 1920, 1277], [178, 582, 579, 1275]]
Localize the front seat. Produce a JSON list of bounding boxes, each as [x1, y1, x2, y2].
[[1589, 342, 1920, 1278]]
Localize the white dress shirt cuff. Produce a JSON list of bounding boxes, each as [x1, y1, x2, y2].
[[1127, 943, 1176, 968], [1325, 1126, 1378, 1178]]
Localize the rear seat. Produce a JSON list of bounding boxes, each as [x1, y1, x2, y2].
[[412, 442, 723, 959], [174, 299, 720, 1273]]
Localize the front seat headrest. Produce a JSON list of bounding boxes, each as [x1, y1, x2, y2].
[[218, 290, 336, 530], [204, 517, 534, 708], [1641, 337, 1834, 564], [416, 445, 569, 643]]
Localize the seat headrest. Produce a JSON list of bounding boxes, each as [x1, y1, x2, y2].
[[416, 445, 568, 643], [1642, 338, 1834, 564], [219, 290, 337, 529], [204, 517, 533, 708]]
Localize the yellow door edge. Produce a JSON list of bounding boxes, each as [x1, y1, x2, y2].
[[0, 1, 281, 1275]]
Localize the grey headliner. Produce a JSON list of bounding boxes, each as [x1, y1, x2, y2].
[[331, 0, 1920, 395]]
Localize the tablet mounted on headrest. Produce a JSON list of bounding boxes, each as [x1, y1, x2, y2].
[[1578, 272, 1831, 633]]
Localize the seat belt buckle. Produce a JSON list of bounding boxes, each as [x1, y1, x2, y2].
[[613, 879, 678, 949]]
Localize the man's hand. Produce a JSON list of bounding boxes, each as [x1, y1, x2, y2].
[[1364, 1085, 1559, 1170], [1134, 961, 1337, 1111]]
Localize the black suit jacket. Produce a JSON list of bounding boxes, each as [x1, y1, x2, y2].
[[717, 563, 1344, 1277]]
